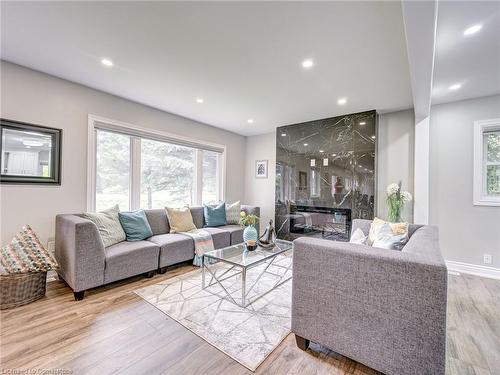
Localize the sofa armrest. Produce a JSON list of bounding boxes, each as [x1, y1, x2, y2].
[[291, 237, 447, 375], [241, 205, 260, 234], [55, 214, 105, 292]]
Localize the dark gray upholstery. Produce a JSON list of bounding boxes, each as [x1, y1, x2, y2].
[[149, 233, 195, 267], [203, 227, 231, 249], [55, 205, 259, 295], [218, 225, 244, 244], [189, 206, 205, 229], [291, 219, 447, 375], [144, 209, 170, 235], [104, 240, 160, 284]]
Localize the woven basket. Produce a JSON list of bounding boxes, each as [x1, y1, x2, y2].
[[0, 271, 47, 309]]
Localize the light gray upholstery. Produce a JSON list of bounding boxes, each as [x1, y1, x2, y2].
[[291, 219, 447, 375], [149, 233, 195, 267], [144, 209, 170, 235], [104, 240, 160, 284], [218, 225, 244, 244], [203, 227, 231, 249], [55, 205, 259, 294], [55, 214, 105, 292]]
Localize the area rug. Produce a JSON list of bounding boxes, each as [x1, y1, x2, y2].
[[134, 255, 292, 371]]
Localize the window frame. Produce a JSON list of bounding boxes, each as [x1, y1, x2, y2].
[[87, 114, 226, 212], [473, 118, 500, 206]]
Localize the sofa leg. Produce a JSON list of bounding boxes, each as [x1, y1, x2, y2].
[[145, 270, 155, 278], [74, 291, 85, 301], [158, 267, 167, 274], [295, 334, 310, 350]]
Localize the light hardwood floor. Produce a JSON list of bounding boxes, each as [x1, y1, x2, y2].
[[1, 266, 499, 375]]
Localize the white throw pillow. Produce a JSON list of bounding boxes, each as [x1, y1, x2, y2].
[[225, 201, 241, 225], [83, 205, 126, 248], [372, 223, 408, 250], [349, 228, 368, 245]]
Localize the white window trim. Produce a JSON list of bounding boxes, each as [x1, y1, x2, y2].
[[87, 114, 226, 212], [473, 118, 500, 206]]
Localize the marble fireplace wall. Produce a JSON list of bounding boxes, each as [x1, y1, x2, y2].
[[275, 110, 377, 240]]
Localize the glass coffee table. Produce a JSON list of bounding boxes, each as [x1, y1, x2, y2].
[[202, 240, 293, 307]]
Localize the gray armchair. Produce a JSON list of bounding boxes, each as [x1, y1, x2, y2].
[[291, 219, 447, 375]]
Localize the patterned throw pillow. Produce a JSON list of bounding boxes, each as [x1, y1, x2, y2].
[[0, 225, 58, 275], [368, 217, 408, 246], [83, 205, 126, 248], [225, 201, 241, 225], [165, 207, 197, 233]]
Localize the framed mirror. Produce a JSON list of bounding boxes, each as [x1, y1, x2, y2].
[[1, 118, 62, 185]]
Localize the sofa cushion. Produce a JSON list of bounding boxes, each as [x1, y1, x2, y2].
[[144, 209, 170, 235], [104, 240, 159, 284], [165, 207, 196, 233], [189, 207, 205, 228], [148, 234, 195, 268], [118, 210, 153, 241], [204, 202, 226, 227], [203, 227, 230, 249], [225, 201, 241, 225], [83, 205, 126, 248], [217, 225, 244, 245]]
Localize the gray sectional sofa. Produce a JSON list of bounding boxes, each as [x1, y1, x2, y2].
[[55, 205, 259, 300], [291, 219, 448, 375]]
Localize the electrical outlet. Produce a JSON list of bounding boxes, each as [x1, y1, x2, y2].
[[483, 254, 493, 265]]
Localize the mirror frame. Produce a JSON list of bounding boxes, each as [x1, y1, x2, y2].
[[0, 118, 62, 185]]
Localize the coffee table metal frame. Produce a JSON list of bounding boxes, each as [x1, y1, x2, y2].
[[201, 242, 293, 308]]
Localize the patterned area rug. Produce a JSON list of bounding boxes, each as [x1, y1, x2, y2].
[[135, 255, 292, 371]]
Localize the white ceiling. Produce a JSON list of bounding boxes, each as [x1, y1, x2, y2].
[[1, 1, 413, 136], [432, 1, 500, 105]]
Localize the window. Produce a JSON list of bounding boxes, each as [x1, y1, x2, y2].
[[89, 116, 225, 212], [473, 118, 500, 206]]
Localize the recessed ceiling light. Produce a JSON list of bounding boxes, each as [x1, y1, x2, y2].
[[449, 83, 462, 91], [196, 98, 204, 103], [371, 135, 376, 139], [281, 133, 286, 137], [337, 98, 347, 105], [101, 58, 113, 67], [302, 59, 314, 69], [303, 143, 308, 146], [359, 121, 366, 125], [463, 24, 482, 36], [332, 153, 337, 157], [319, 150, 324, 153], [247, 119, 254, 124]]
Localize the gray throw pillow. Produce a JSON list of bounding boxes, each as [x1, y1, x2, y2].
[[83, 205, 126, 247]]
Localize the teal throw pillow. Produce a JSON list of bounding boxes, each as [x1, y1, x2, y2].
[[118, 210, 153, 241], [204, 202, 227, 227]]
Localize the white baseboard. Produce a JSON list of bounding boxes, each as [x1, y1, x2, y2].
[[446, 260, 500, 280]]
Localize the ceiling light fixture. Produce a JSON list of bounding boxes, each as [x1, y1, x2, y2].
[[196, 98, 204, 103], [371, 135, 376, 139], [101, 58, 113, 67], [303, 143, 308, 146], [319, 150, 324, 153], [463, 24, 482, 36], [337, 98, 347, 105], [359, 121, 366, 125], [281, 133, 286, 137], [449, 83, 462, 91], [302, 59, 314, 69], [247, 119, 254, 124]]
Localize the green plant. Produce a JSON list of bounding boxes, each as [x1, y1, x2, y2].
[[239, 211, 259, 227], [386, 182, 412, 222]]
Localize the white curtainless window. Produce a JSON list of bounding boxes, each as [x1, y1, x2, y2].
[[473, 118, 500, 206]]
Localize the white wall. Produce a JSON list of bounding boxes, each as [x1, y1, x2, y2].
[[377, 109, 415, 221], [429, 95, 500, 268], [244, 110, 416, 230], [0, 62, 246, 245], [244, 132, 276, 234], [413, 116, 430, 224]]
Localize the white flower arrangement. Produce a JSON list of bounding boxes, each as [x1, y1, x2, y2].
[[386, 182, 412, 222]]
